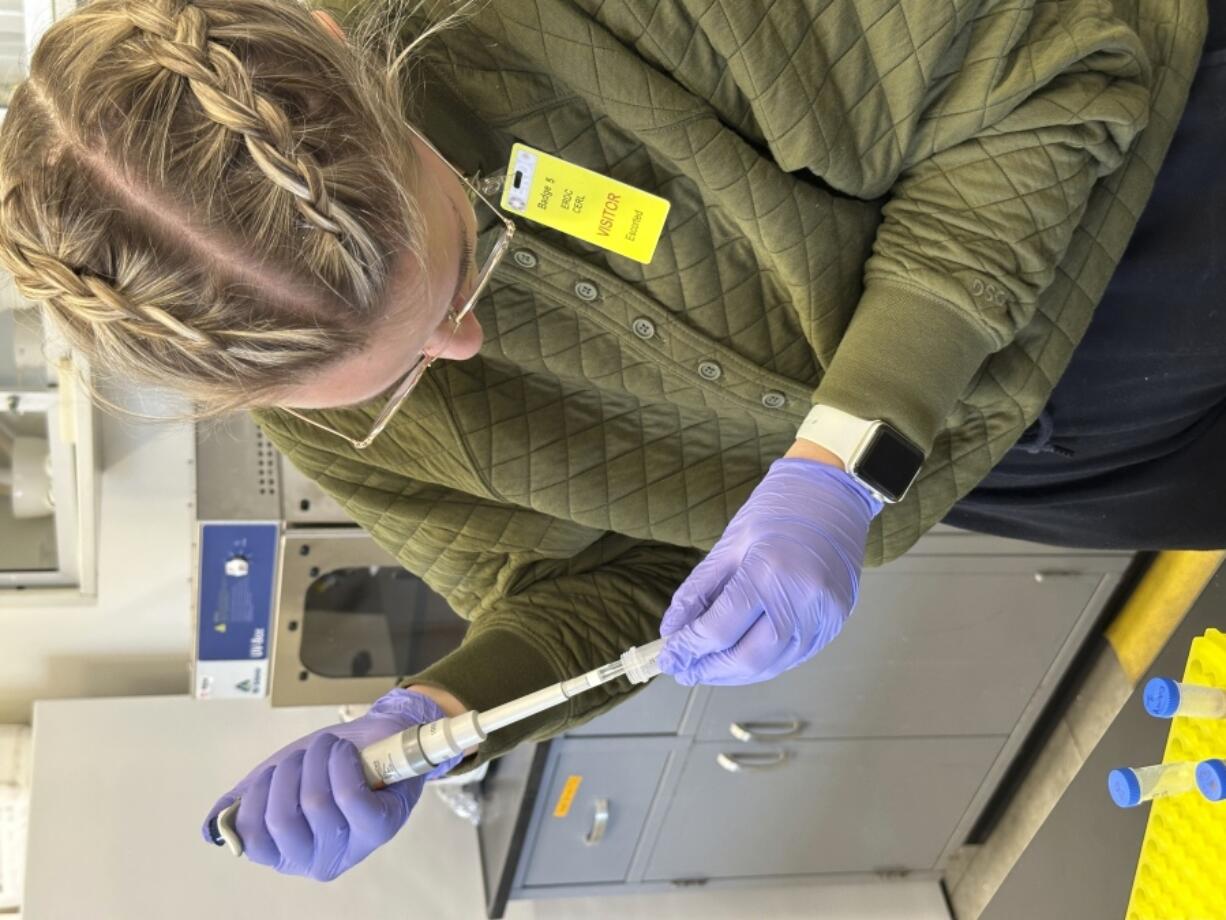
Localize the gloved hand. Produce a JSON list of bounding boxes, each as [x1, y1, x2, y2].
[[201, 688, 460, 881], [657, 458, 881, 686]]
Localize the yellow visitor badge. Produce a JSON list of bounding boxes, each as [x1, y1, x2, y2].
[[500, 143, 670, 265]]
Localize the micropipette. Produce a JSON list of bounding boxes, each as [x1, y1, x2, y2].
[[209, 638, 666, 856]]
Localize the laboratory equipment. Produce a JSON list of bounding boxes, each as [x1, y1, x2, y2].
[[194, 415, 468, 706], [361, 638, 664, 788], [209, 638, 666, 857], [0, 310, 99, 593], [1143, 677, 1226, 719], [194, 522, 280, 700], [1195, 759, 1226, 802], [7, 435, 52, 519], [1108, 762, 1200, 808]]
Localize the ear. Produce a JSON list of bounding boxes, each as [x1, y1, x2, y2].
[[311, 10, 346, 43]]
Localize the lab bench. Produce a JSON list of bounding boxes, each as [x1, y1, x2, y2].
[[477, 531, 1132, 917]]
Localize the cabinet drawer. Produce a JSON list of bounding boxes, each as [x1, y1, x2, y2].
[[522, 745, 669, 887], [567, 675, 691, 736], [645, 736, 1003, 881], [909, 526, 1133, 559], [698, 561, 1108, 741]]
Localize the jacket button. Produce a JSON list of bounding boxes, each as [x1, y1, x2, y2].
[[512, 249, 538, 269], [574, 280, 600, 302], [631, 317, 656, 340], [697, 360, 722, 381], [761, 391, 787, 409]]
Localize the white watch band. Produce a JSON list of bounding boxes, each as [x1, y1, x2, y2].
[[795, 404, 877, 469]]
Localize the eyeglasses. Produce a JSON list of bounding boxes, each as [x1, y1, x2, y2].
[[281, 123, 515, 450]]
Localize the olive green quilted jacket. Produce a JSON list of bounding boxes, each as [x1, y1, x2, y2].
[[258, 0, 1205, 766]]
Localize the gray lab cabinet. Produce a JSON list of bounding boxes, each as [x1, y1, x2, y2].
[[565, 673, 692, 736], [644, 736, 1005, 880], [481, 532, 1131, 916], [697, 557, 1108, 741], [521, 740, 674, 887]]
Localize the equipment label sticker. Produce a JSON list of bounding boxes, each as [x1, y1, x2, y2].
[[553, 774, 584, 818]]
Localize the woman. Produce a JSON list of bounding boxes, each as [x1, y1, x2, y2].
[[0, 0, 1212, 881]]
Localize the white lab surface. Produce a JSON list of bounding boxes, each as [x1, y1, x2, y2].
[[23, 696, 949, 920]]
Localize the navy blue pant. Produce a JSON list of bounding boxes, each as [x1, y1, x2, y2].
[[945, 36, 1226, 550]]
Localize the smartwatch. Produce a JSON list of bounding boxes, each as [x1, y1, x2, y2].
[[795, 405, 925, 504]]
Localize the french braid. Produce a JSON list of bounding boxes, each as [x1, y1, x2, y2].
[[127, 0, 382, 278], [0, 0, 455, 413]]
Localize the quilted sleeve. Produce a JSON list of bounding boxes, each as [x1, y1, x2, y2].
[[810, 0, 1154, 451], [256, 416, 703, 769], [405, 531, 702, 768]]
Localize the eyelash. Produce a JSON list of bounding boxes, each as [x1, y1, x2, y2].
[[458, 237, 475, 287]]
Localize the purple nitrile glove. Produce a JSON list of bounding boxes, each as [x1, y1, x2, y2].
[[201, 688, 460, 881], [657, 458, 881, 686]]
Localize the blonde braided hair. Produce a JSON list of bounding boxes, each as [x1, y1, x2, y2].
[[0, 0, 467, 414], [127, 0, 383, 269]]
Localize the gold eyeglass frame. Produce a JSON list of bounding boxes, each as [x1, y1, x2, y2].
[[281, 124, 516, 450]]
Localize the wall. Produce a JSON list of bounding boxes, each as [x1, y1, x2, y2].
[[0, 397, 196, 724]]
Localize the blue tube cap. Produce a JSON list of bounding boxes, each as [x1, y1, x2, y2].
[[1144, 678, 1181, 718], [1196, 759, 1226, 802], [1109, 768, 1142, 808]]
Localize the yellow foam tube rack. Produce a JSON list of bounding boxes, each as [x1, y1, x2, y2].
[[1127, 629, 1226, 919]]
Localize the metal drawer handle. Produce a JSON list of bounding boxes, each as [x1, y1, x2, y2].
[[584, 798, 610, 846], [717, 750, 788, 773], [1033, 569, 1084, 582], [729, 719, 803, 742]]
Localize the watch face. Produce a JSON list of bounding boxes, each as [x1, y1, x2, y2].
[[855, 426, 925, 502]]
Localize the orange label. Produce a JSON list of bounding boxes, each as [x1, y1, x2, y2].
[[552, 774, 583, 818]]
